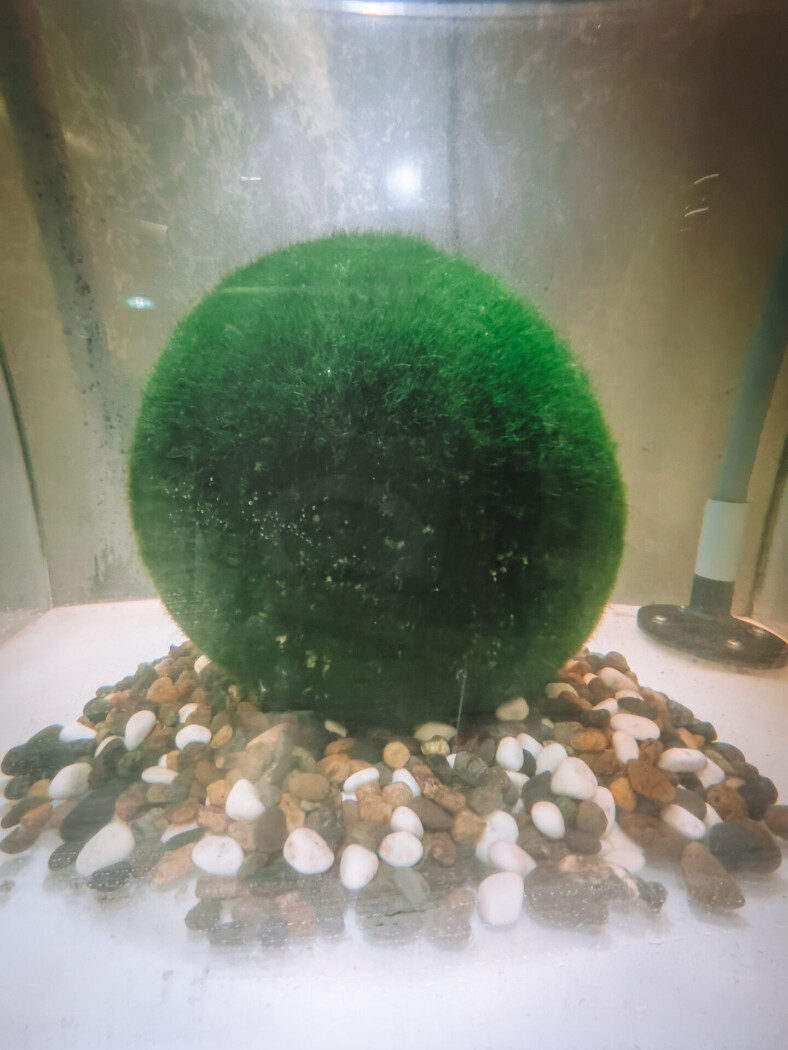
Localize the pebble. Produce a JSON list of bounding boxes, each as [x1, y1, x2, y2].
[[152, 843, 195, 883], [708, 819, 782, 874], [495, 697, 529, 721], [477, 871, 524, 926], [475, 809, 519, 862], [495, 736, 524, 772], [382, 741, 410, 769], [577, 799, 609, 838], [593, 697, 619, 716], [535, 742, 568, 775], [95, 735, 123, 757], [191, 834, 244, 876], [60, 783, 125, 842], [612, 730, 640, 765], [48, 762, 92, 800], [339, 843, 379, 890], [225, 778, 265, 822], [175, 724, 212, 750], [141, 766, 178, 785], [681, 842, 745, 910], [75, 821, 136, 877], [516, 733, 543, 757], [390, 805, 424, 839], [283, 827, 335, 874], [488, 840, 536, 877], [627, 759, 676, 805], [598, 823, 646, 875], [764, 804, 788, 840], [550, 756, 597, 800], [414, 722, 456, 743], [124, 710, 157, 751], [598, 667, 637, 692], [661, 803, 707, 841], [531, 800, 565, 841], [58, 723, 96, 743], [343, 766, 380, 794], [696, 756, 726, 789], [378, 831, 424, 868], [617, 811, 685, 860], [609, 712, 660, 741], [658, 748, 708, 774], [1, 826, 40, 854], [391, 768, 420, 797]]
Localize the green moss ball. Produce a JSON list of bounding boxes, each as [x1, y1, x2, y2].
[[129, 232, 625, 730]]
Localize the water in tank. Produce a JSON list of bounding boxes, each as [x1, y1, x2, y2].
[[0, 2, 786, 1047]]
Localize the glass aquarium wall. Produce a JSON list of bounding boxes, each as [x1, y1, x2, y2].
[[0, 0, 786, 623]]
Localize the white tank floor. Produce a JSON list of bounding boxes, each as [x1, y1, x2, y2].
[[0, 600, 786, 1050]]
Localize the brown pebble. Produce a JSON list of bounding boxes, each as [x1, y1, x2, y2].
[[151, 843, 195, 884], [316, 754, 353, 784], [681, 841, 745, 910], [764, 804, 788, 840], [382, 741, 410, 769], [206, 779, 230, 807], [409, 796, 453, 831], [677, 728, 704, 750], [287, 772, 331, 802], [706, 784, 748, 822], [576, 800, 608, 837], [193, 758, 220, 788], [467, 784, 504, 816], [381, 783, 414, 807], [345, 819, 388, 851], [580, 750, 623, 777], [147, 676, 179, 704], [410, 764, 437, 790], [255, 805, 289, 852], [114, 782, 148, 821], [210, 724, 233, 750], [609, 777, 637, 811], [227, 820, 257, 852], [167, 797, 201, 825], [617, 811, 685, 859], [20, 802, 52, 829], [638, 740, 664, 765], [627, 759, 676, 805], [165, 750, 179, 771], [422, 780, 467, 814], [450, 808, 486, 845], [563, 828, 602, 855], [28, 779, 51, 798], [426, 832, 457, 866], [355, 781, 382, 803], [197, 805, 229, 835], [325, 737, 355, 756], [146, 784, 169, 805], [0, 826, 40, 854], [569, 728, 608, 753], [358, 798, 394, 823]]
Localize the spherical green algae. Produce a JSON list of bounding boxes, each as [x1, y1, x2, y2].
[[129, 232, 625, 731]]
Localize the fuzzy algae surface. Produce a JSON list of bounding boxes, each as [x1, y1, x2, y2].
[[129, 232, 625, 729]]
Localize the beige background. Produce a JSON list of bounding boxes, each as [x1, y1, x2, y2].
[[0, 0, 785, 629]]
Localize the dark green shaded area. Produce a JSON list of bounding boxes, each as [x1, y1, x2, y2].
[[129, 232, 625, 729]]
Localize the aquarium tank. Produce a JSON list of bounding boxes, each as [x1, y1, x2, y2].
[[0, 2, 786, 1049]]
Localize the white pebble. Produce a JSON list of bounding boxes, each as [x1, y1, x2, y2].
[[488, 840, 536, 877], [193, 655, 211, 674], [161, 821, 199, 844], [157, 754, 170, 767], [495, 697, 529, 721], [612, 729, 640, 765], [95, 735, 123, 757], [391, 768, 420, 797], [610, 712, 660, 741], [550, 756, 598, 800], [48, 762, 91, 799], [225, 778, 265, 821], [704, 803, 723, 828], [284, 828, 335, 874], [339, 844, 379, 890], [599, 822, 645, 874], [177, 702, 199, 724], [592, 786, 616, 836], [545, 682, 577, 699], [59, 722, 96, 743], [124, 710, 157, 751], [598, 667, 638, 692], [661, 804, 707, 840], [495, 736, 524, 772], [141, 766, 178, 785], [535, 741, 568, 775], [594, 697, 619, 715], [658, 748, 708, 774], [75, 821, 135, 877], [175, 723, 212, 750], [413, 722, 456, 743], [505, 771, 529, 792], [343, 766, 380, 794], [476, 809, 519, 862], [192, 834, 244, 876], [324, 719, 347, 737], [516, 733, 543, 757], [378, 831, 424, 868], [531, 800, 565, 840], [477, 871, 524, 926], [696, 756, 726, 789], [390, 805, 424, 839], [445, 753, 457, 768]]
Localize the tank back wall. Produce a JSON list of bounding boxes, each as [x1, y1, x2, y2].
[[0, 0, 785, 614]]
